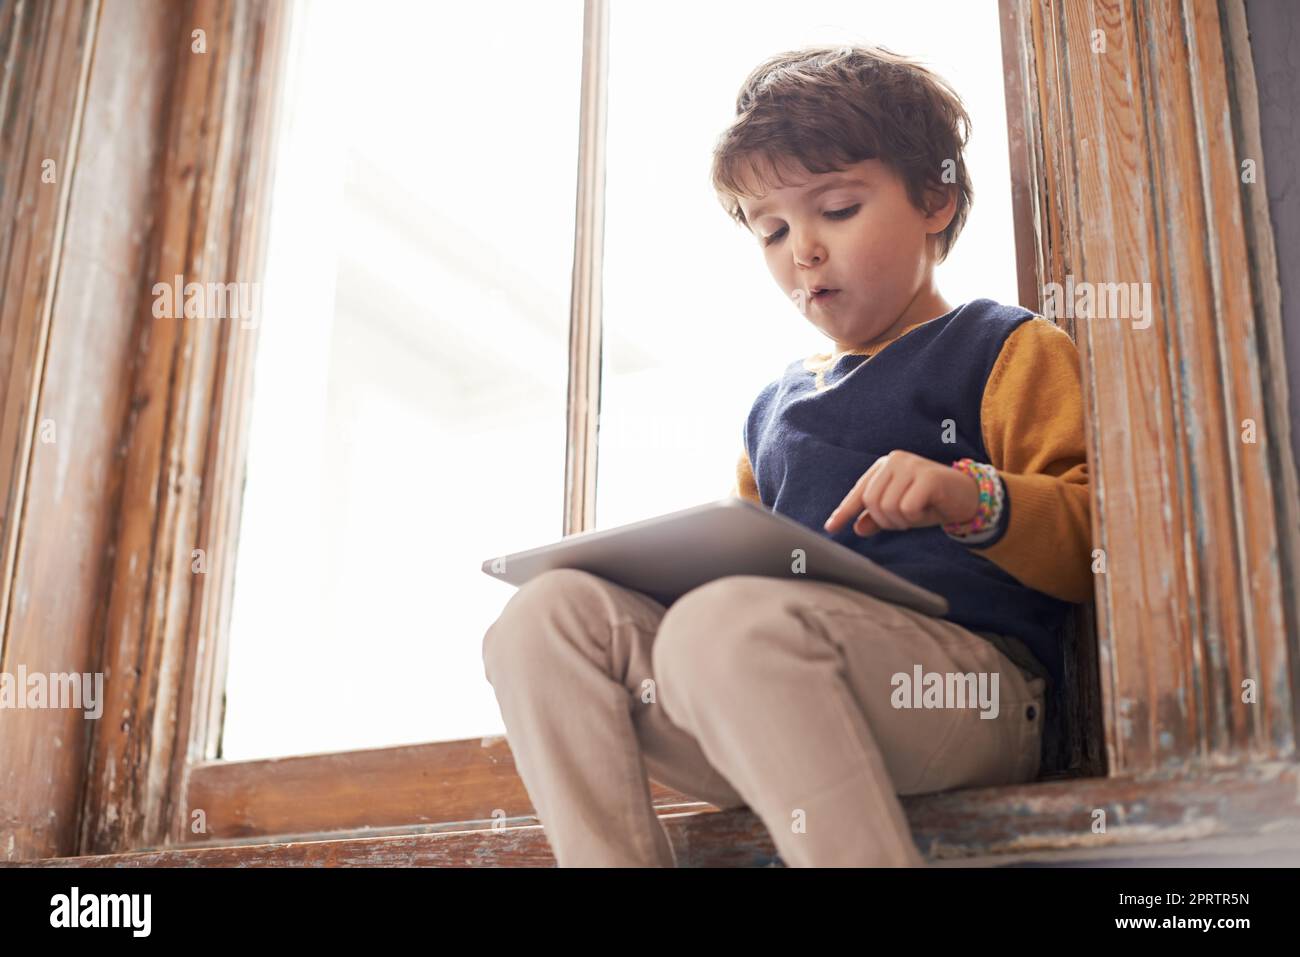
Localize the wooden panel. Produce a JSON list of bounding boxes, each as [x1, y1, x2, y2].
[[0, 0, 160, 862], [1023, 0, 1080, 338], [1009, 0, 1297, 773], [998, 0, 1045, 313], [1000, 0, 1106, 780], [563, 0, 608, 536], [24, 808, 764, 868], [1220, 0, 1300, 744], [171, 0, 291, 817], [22, 761, 1300, 867], [180, 737, 701, 843], [0, 1, 93, 587], [79, 0, 289, 856], [1056, 0, 1184, 771], [0, 0, 97, 862], [1, 0, 181, 863]]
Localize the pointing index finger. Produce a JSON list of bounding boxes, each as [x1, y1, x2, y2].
[[823, 465, 874, 532]]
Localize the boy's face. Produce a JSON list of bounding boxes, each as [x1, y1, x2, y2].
[[736, 157, 955, 352]]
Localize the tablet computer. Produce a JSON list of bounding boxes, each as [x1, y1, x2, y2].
[[480, 496, 949, 617]]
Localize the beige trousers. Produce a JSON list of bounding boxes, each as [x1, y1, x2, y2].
[[482, 569, 1045, 867]]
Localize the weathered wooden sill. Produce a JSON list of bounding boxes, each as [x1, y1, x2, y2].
[[19, 761, 1300, 867]]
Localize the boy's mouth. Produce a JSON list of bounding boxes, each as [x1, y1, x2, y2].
[[810, 288, 839, 303]]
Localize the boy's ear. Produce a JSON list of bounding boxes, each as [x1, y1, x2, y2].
[[921, 181, 958, 235]]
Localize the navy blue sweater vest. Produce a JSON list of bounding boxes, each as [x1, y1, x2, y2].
[[744, 298, 1069, 693]]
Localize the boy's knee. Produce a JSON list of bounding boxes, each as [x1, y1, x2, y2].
[[514, 567, 605, 604], [482, 568, 621, 680], [492, 568, 603, 627], [652, 576, 777, 690], [662, 575, 771, 631]]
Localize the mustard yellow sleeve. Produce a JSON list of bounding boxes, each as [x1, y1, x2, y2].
[[966, 317, 1094, 604], [731, 447, 762, 505]]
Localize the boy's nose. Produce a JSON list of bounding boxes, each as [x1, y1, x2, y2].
[[792, 234, 826, 268]]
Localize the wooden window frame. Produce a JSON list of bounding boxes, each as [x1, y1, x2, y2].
[[3, 0, 1298, 863], [1002, 0, 1300, 779]]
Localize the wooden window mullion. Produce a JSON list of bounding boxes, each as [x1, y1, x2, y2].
[[563, 0, 610, 537]]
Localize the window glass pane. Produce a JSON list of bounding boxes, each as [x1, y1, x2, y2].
[[597, 0, 1017, 528], [222, 0, 582, 760]]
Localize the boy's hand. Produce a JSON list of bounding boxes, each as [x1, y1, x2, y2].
[[823, 450, 980, 537]]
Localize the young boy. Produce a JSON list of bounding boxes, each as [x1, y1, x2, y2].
[[482, 45, 1092, 867]]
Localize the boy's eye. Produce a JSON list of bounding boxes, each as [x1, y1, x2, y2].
[[760, 204, 862, 247], [825, 203, 861, 220]]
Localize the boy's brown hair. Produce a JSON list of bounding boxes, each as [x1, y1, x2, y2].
[[711, 44, 974, 262]]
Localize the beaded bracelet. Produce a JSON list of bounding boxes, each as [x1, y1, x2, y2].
[[942, 458, 1003, 537]]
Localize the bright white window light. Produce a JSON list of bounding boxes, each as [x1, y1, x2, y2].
[[223, 0, 1016, 761]]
